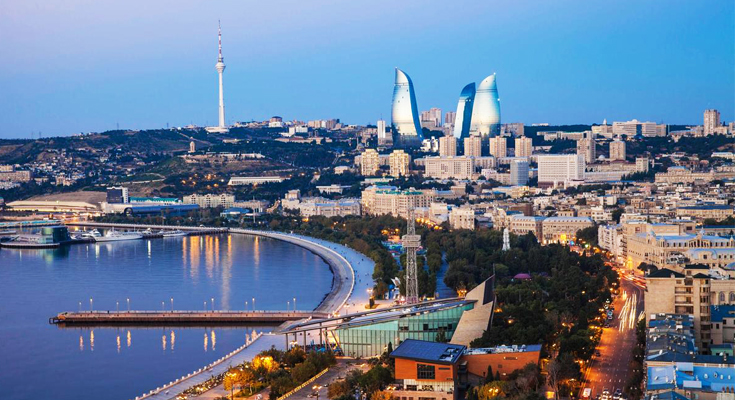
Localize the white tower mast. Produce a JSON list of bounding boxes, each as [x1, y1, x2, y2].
[[402, 206, 421, 304], [216, 21, 226, 129]]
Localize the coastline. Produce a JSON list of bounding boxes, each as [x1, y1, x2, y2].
[[135, 227, 375, 400]]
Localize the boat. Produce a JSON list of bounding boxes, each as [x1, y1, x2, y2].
[[94, 230, 143, 242], [79, 229, 102, 239], [162, 230, 187, 238]]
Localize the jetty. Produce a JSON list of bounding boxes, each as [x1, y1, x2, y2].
[[49, 310, 330, 325]]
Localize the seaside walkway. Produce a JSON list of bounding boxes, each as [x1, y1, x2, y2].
[[50, 310, 330, 325]]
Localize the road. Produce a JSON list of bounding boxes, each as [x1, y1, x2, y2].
[[583, 275, 644, 398]]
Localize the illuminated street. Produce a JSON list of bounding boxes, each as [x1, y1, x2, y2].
[[583, 275, 644, 398]]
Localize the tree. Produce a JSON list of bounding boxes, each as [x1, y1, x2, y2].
[[371, 391, 394, 400], [328, 380, 353, 399], [435, 329, 448, 343], [484, 365, 494, 384], [239, 367, 257, 395], [224, 369, 241, 400], [611, 207, 624, 223]]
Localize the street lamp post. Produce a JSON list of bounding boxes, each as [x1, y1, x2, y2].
[[116, 301, 119, 312], [170, 297, 174, 312], [293, 297, 296, 311], [287, 301, 290, 312], [127, 298, 130, 312], [78, 301, 82, 312], [252, 297, 255, 312], [245, 301, 248, 312], [313, 385, 321, 400], [204, 301, 207, 311], [211, 297, 215, 312], [90, 297, 93, 312], [161, 301, 165, 311]]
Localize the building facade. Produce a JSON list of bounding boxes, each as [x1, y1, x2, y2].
[[453, 83, 476, 140], [509, 160, 529, 186], [610, 140, 626, 161], [469, 74, 501, 137], [390, 150, 411, 177], [537, 154, 585, 187], [361, 186, 437, 218], [392, 68, 424, 147], [488, 136, 507, 158], [514, 136, 533, 158], [439, 136, 457, 157], [424, 157, 474, 180], [463, 136, 482, 158], [361, 149, 381, 176]]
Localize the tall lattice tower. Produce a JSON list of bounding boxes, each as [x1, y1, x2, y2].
[[403, 206, 421, 304]]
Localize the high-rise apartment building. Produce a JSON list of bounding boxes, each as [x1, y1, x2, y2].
[[537, 154, 585, 187], [704, 109, 721, 135], [488, 136, 507, 158], [444, 111, 456, 126], [609, 140, 626, 161], [389, 150, 411, 177], [391, 68, 423, 147], [464, 135, 482, 157], [377, 119, 390, 146], [439, 136, 457, 157], [510, 159, 529, 186], [576, 133, 596, 163], [514, 136, 533, 158], [361, 149, 381, 176]]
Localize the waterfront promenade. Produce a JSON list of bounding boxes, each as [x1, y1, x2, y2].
[[132, 228, 376, 400], [51, 310, 329, 325]]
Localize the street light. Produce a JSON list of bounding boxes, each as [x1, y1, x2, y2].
[[287, 301, 290, 311], [313, 385, 321, 400], [293, 297, 296, 311], [79, 301, 82, 312], [116, 301, 119, 312], [170, 297, 174, 312], [252, 297, 255, 311], [161, 301, 165, 311], [127, 298, 130, 312], [211, 297, 215, 312], [90, 297, 93, 312]]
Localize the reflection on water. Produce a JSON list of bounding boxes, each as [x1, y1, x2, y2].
[[0, 233, 332, 400]]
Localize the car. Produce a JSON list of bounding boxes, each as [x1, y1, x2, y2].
[[595, 350, 601, 357]]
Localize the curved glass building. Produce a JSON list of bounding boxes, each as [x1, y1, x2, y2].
[[452, 82, 476, 140], [470, 73, 501, 137], [391, 68, 423, 147]]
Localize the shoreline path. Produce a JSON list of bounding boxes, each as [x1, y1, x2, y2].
[[138, 229, 376, 400]]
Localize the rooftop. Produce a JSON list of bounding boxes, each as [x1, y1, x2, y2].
[[390, 339, 466, 365]]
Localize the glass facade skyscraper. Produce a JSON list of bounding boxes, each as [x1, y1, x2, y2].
[[391, 68, 423, 147], [452, 82, 476, 140], [470, 73, 501, 137]]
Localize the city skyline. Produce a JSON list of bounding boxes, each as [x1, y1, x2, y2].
[[0, 0, 733, 139]]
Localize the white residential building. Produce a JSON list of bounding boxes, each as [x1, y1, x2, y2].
[[537, 154, 585, 187], [424, 156, 474, 180]]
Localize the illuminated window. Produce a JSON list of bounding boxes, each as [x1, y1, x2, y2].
[[417, 364, 436, 380]]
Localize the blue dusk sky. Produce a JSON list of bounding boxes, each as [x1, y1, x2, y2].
[[0, 0, 733, 138]]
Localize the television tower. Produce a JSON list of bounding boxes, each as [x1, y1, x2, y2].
[[215, 21, 226, 129], [403, 206, 421, 304]]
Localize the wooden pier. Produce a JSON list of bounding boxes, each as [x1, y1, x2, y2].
[[49, 310, 330, 325]]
